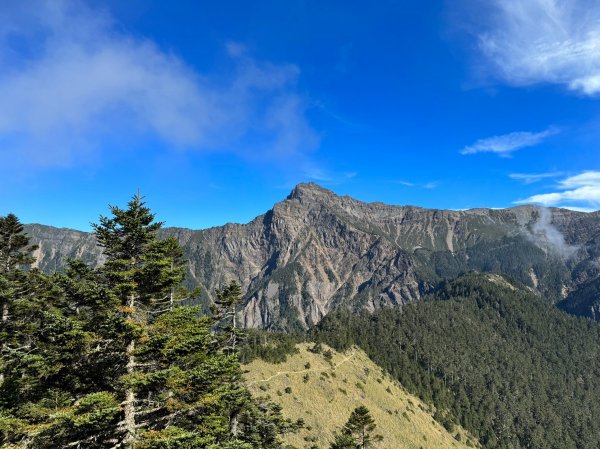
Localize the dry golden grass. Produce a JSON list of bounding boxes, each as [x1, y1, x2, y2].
[[244, 343, 479, 449]]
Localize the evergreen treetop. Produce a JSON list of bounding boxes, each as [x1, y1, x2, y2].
[[93, 193, 162, 262], [0, 213, 38, 274], [329, 406, 382, 449]]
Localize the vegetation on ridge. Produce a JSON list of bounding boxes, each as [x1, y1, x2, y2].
[[313, 274, 600, 449], [244, 342, 476, 449]]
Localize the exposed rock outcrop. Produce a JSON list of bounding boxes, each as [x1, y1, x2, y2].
[[23, 183, 600, 328]]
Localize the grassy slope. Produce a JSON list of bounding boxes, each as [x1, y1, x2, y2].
[[244, 343, 478, 449]]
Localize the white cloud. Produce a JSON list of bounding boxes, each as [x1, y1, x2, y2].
[[475, 0, 600, 96], [0, 1, 318, 168], [516, 171, 600, 210], [461, 128, 558, 156], [558, 171, 600, 188], [560, 205, 598, 213], [509, 172, 562, 184]]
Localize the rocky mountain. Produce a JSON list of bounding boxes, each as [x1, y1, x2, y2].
[[23, 182, 600, 329]]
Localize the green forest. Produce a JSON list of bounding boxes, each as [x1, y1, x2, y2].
[[312, 274, 600, 449]]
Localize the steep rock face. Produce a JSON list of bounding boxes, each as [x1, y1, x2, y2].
[[168, 185, 426, 329], [23, 183, 600, 328], [25, 224, 105, 271]]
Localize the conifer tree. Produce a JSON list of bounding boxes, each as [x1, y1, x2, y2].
[[212, 281, 244, 353], [91, 194, 297, 448], [329, 432, 355, 449], [92, 193, 184, 447], [0, 213, 38, 275], [0, 214, 38, 387], [0, 213, 38, 329], [0, 244, 124, 447], [333, 406, 382, 449]]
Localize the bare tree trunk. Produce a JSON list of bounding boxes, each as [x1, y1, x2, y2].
[[123, 295, 137, 448], [0, 301, 8, 385], [169, 260, 174, 311], [123, 363, 136, 446], [4, 234, 13, 273], [230, 413, 239, 438], [231, 304, 237, 351]]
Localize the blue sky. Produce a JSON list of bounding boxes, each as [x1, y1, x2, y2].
[[1, 0, 599, 230]]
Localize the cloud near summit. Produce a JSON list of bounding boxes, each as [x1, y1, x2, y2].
[[0, 1, 317, 168], [516, 171, 600, 211]]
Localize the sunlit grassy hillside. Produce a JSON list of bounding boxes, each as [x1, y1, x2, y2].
[[244, 343, 478, 449]]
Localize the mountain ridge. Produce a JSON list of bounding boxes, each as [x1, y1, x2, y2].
[[21, 183, 600, 328]]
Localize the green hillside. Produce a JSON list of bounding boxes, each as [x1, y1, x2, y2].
[[244, 343, 479, 449]]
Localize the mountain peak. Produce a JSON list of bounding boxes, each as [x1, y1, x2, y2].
[[286, 182, 336, 201]]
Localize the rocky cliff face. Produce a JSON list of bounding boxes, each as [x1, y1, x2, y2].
[[23, 183, 600, 328]]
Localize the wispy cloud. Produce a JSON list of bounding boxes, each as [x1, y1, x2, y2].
[[509, 172, 563, 184], [390, 180, 439, 189], [303, 168, 357, 185], [474, 0, 600, 96], [515, 171, 600, 211], [275, 168, 356, 191], [0, 1, 317, 168], [461, 128, 558, 156]]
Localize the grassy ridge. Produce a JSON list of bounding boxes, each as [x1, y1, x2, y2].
[[244, 343, 478, 449]]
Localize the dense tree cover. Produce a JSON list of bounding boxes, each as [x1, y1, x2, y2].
[[558, 276, 600, 320], [414, 236, 571, 303], [0, 200, 298, 448], [239, 331, 301, 365], [313, 274, 600, 449]]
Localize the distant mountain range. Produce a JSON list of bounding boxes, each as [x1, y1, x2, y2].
[[24, 183, 600, 328]]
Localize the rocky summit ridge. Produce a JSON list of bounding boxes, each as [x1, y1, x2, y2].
[[23, 183, 600, 329]]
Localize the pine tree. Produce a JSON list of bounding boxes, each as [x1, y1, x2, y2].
[[0, 214, 38, 387], [92, 193, 184, 447], [0, 253, 127, 448], [0, 213, 38, 333], [337, 406, 382, 449], [0, 213, 38, 275], [91, 194, 297, 448], [212, 281, 244, 353], [329, 432, 355, 449]]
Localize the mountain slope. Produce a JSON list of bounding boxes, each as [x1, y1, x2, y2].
[[23, 183, 600, 328], [313, 274, 600, 449], [244, 343, 478, 449]]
